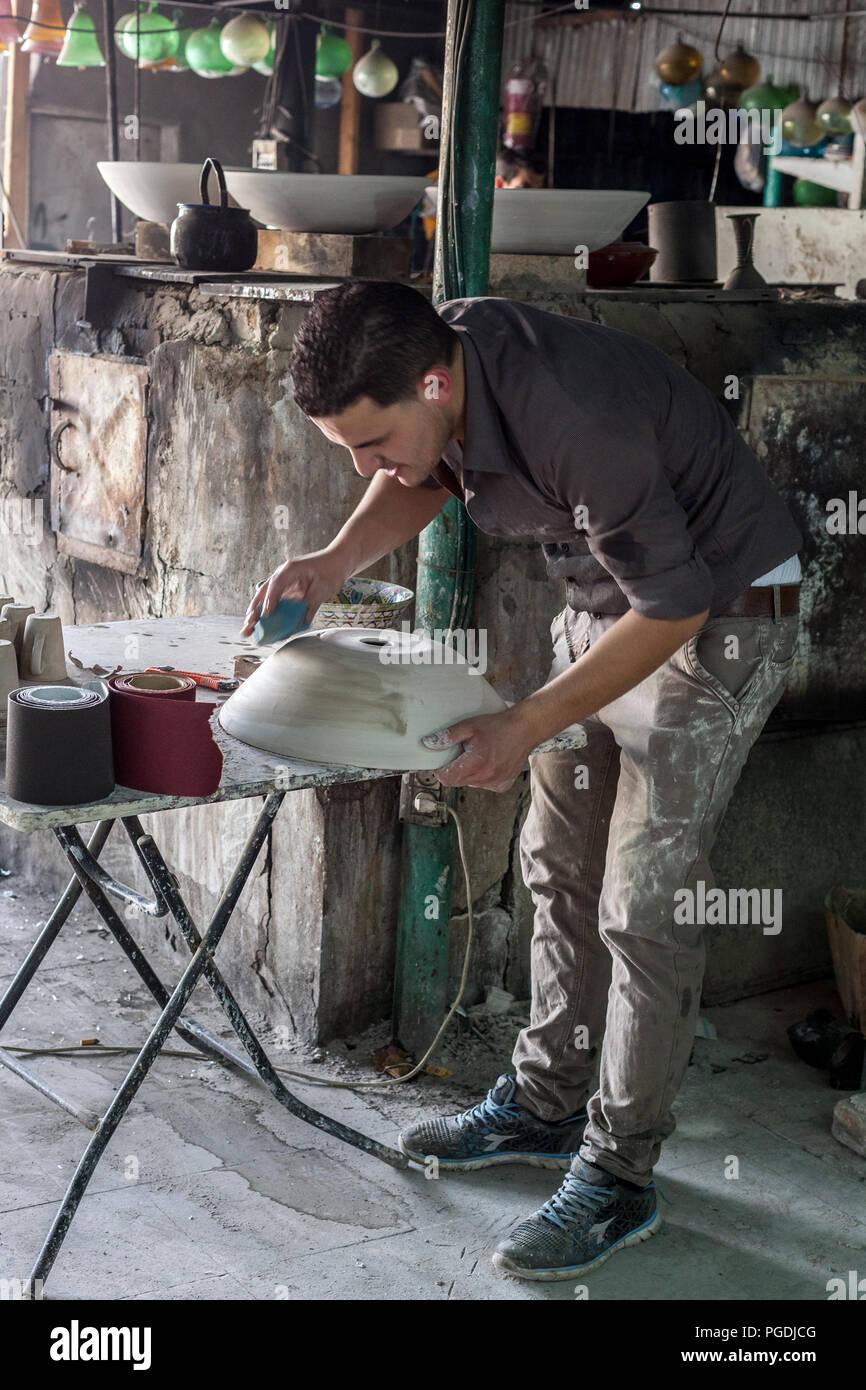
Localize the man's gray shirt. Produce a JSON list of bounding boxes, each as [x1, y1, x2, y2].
[[423, 297, 802, 621]]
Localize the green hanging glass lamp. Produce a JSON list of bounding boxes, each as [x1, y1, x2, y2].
[[119, 2, 178, 64], [315, 23, 352, 80], [185, 17, 234, 77], [114, 5, 141, 55], [57, 2, 105, 67], [168, 9, 191, 69]]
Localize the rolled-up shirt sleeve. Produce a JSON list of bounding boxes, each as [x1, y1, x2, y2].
[[549, 410, 714, 621]]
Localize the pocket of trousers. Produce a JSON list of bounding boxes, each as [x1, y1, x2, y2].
[[763, 613, 800, 669], [683, 618, 766, 714]]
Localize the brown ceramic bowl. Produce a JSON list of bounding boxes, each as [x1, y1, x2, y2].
[[587, 241, 658, 288]]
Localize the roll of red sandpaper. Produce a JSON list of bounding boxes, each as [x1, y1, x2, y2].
[[108, 672, 223, 796], [6, 682, 115, 806]]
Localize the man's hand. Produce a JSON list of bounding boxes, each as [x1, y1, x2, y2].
[[420, 606, 710, 790], [421, 708, 537, 793], [240, 548, 348, 637]]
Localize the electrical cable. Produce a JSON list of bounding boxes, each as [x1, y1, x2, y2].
[[3, 805, 480, 1091]]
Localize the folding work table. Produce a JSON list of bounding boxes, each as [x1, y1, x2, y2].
[[0, 614, 583, 1295], [0, 614, 425, 1296]]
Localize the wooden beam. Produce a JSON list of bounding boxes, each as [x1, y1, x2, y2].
[[2, 0, 31, 249], [337, 8, 364, 175]]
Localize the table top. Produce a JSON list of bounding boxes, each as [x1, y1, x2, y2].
[[0, 614, 585, 831]]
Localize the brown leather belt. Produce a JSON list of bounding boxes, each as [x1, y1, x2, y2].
[[716, 583, 800, 619]]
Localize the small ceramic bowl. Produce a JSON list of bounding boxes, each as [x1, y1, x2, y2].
[[587, 241, 658, 288], [315, 576, 414, 630]]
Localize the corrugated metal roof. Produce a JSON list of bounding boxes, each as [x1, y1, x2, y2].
[[502, 1, 866, 112]]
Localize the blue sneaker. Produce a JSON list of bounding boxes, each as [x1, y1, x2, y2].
[[397, 1074, 586, 1172], [492, 1158, 661, 1280]]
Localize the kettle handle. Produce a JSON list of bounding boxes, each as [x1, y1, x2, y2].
[[199, 157, 228, 209]]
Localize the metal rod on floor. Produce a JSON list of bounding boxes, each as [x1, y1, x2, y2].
[[0, 1049, 101, 1129], [51, 823, 257, 1076]]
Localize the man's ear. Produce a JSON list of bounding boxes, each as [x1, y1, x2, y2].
[[420, 368, 452, 404]]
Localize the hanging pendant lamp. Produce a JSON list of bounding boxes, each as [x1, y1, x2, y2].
[[57, 2, 105, 67], [314, 76, 343, 108], [220, 12, 270, 67], [316, 23, 352, 80], [352, 38, 398, 98], [119, 1, 178, 63], [21, 0, 65, 55], [168, 9, 190, 69], [0, 4, 27, 45], [816, 97, 851, 135], [252, 23, 274, 75], [185, 17, 233, 77], [719, 43, 760, 90], [655, 34, 702, 86], [781, 95, 822, 148], [114, 5, 139, 54]]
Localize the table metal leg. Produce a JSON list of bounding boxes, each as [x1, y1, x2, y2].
[[23, 791, 406, 1294], [123, 814, 408, 1170], [50, 822, 259, 1080], [0, 820, 114, 1128], [0, 819, 113, 1031]]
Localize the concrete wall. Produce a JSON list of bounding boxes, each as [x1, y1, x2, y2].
[[1, 263, 864, 1044]]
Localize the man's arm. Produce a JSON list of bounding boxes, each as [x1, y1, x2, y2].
[[431, 606, 710, 792], [513, 607, 709, 748], [325, 470, 449, 574], [241, 472, 448, 635]]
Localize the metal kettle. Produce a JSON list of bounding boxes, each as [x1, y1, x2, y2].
[[170, 158, 258, 273]]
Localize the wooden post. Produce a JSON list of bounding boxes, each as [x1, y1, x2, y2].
[[337, 8, 363, 175], [2, 0, 30, 249]]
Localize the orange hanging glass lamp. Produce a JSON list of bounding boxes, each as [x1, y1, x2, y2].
[[0, 1, 30, 46], [21, 0, 65, 54]]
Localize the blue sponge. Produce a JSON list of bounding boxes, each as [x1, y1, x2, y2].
[[251, 597, 311, 647]]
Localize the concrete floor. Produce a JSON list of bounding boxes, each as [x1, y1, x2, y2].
[[1, 874, 864, 1302]]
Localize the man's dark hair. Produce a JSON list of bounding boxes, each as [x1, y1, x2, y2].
[[289, 281, 459, 418]]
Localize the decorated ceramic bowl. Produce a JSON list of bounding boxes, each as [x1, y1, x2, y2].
[[315, 576, 414, 629]]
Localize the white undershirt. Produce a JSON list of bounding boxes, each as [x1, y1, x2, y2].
[[750, 554, 802, 586]]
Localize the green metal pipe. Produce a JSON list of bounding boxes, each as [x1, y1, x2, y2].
[[393, 0, 505, 1057]]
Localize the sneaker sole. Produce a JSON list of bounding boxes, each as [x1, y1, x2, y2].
[[397, 1135, 577, 1172], [491, 1210, 662, 1281]]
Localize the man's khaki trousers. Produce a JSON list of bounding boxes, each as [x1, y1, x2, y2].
[[512, 603, 800, 1186]]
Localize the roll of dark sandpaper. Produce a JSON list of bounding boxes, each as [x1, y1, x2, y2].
[[108, 671, 223, 796], [6, 682, 115, 806]]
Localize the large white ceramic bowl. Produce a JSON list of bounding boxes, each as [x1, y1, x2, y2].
[[222, 171, 429, 233], [218, 626, 507, 770], [490, 188, 651, 255], [96, 161, 243, 225]]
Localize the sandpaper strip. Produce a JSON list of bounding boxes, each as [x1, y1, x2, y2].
[[108, 672, 223, 796]]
